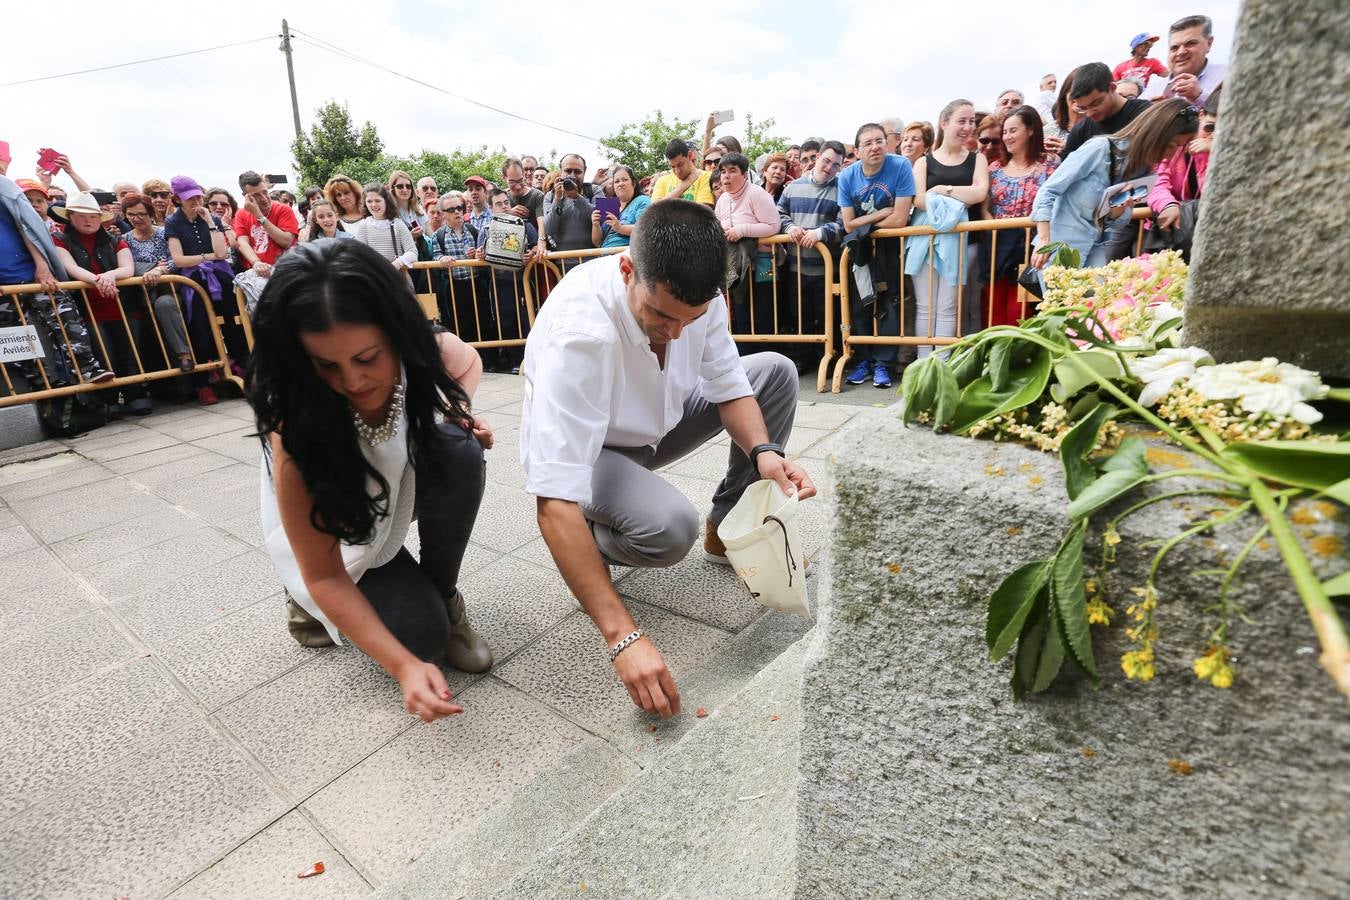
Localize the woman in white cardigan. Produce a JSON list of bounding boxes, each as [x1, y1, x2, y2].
[[354, 182, 417, 288]]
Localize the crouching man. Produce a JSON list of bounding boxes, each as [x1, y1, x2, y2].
[[521, 200, 816, 718]]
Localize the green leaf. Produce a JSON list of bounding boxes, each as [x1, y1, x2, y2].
[[1059, 403, 1116, 501], [1323, 571, 1350, 597], [987, 560, 1051, 661], [948, 349, 1053, 435], [1032, 604, 1067, 693], [932, 359, 961, 429], [1065, 438, 1149, 520], [1050, 523, 1097, 680], [949, 344, 986, 388], [1011, 599, 1049, 699], [1051, 349, 1126, 403], [1223, 440, 1350, 493], [1101, 436, 1147, 473], [1322, 478, 1350, 505], [989, 340, 1013, 392], [901, 357, 938, 426]]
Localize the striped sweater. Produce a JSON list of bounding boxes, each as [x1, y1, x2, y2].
[[776, 174, 844, 273]]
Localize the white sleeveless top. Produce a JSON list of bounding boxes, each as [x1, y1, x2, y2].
[[259, 405, 417, 644]]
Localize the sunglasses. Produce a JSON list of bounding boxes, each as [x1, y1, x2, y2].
[[420, 185, 438, 192], [1202, 123, 1216, 133], [1106, 183, 1151, 207], [394, 183, 412, 190], [149, 191, 170, 199], [978, 137, 1001, 146], [441, 205, 464, 212]]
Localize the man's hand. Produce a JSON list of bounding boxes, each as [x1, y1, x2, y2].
[[1168, 73, 1201, 103], [613, 637, 681, 718], [441, 256, 457, 269], [796, 227, 820, 249], [510, 204, 531, 218], [756, 453, 817, 501], [396, 658, 463, 723], [1043, 135, 1065, 156], [1155, 204, 1182, 233], [35, 167, 53, 188], [242, 198, 263, 219], [34, 263, 59, 296]]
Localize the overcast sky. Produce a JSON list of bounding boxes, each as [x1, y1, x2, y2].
[[3, 0, 1241, 196]]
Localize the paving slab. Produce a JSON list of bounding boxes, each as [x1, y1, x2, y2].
[[0, 545, 100, 638], [80, 525, 252, 601], [3, 609, 136, 712]]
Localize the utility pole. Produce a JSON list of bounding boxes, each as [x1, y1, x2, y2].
[[280, 19, 302, 141]]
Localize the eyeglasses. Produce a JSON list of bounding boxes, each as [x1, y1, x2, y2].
[[207, 200, 230, 208], [441, 205, 464, 212], [978, 137, 1001, 146], [506, 178, 526, 187], [149, 191, 170, 199], [126, 211, 150, 219]]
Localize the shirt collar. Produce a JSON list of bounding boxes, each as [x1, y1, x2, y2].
[[611, 254, 648, 347]]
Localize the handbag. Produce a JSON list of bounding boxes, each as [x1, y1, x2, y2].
[[1142, 199, 1199, 255], [1017, 263, 1045, 300]]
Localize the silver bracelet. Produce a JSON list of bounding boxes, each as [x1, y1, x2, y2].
[[608, 629, 642, 663]]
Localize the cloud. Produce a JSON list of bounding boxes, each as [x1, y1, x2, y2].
[[1, 0, 1239, 194]]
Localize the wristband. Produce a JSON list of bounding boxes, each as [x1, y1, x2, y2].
[[609, 629, 642, 663], [749, 442, 786, 471]]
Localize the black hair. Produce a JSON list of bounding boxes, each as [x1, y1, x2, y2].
[[854, 122, 886, 147], [821, 139, 847, 156], [800, 139, 822, 154], [788, 144, 801, 152], [560, 152, 587, 172], [629, 200, 727, 306], [488, 188, 508, 205], [665, 138, 692, 161], [248, 239, 472, 544], [238, 170, 265, 191], [718, 152, 750, 175], [1170, 14, 1213, 37], [1069, 62, 1113, 99]]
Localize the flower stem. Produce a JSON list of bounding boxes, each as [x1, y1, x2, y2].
[[1247, 480, 1350, 699], [1107, 487, 1247, 533], [1147, 502, 1252, 585]]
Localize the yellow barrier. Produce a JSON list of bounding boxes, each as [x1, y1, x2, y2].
[[1, 274, 242, 409], [830, 208, 1152, 392]]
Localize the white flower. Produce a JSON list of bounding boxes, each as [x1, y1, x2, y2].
[[1187, 358, 1328, 424], [1129, 346, 1215, 407]]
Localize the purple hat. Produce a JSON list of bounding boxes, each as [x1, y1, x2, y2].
[[170, 175, 204, 200]]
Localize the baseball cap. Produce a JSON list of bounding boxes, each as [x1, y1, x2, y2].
[[1130, 32, 1160, 50], [0, 140, 10, 165], [171, 175, 205, 200], [15, 178, 49, 199], [464, 175, 490, 189]]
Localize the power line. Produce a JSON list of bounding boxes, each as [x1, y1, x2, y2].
[[0, 36, 276, 88], [287, 28, 607, 146]]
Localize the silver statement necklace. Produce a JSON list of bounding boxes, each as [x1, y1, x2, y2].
[[351, 381, 406, 445]]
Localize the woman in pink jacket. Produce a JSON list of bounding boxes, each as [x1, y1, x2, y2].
[[1147, 87, 1220, 257]]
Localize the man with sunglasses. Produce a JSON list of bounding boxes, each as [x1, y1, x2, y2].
[[543, 153, 597, 252], [1060, 61, 1151, 160], [416, 176, 439, 210]]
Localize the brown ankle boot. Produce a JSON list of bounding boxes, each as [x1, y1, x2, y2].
[[285, 591, 335, 648], [703, 517, 731, 566], [443, 590, 494, 673]]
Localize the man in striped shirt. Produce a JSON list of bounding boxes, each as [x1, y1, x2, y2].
[[775, 140, 847, 371]]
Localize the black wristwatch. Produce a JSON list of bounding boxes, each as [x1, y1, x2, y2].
[[749, 442, 786, 471]]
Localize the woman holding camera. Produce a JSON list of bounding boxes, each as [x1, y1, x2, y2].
[[250, 239, 494, 722]]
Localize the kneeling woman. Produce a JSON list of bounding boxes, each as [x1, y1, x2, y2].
[[249, 240, 494, 723]]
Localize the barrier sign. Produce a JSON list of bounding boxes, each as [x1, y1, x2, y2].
[[0, 325, 44, 362]]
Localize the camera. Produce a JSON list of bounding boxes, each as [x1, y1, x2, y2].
[[562, 176, 579, 192]]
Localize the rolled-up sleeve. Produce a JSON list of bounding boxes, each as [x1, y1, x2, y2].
[[698, 296, 753, 403], [522, 330, 614, 504]]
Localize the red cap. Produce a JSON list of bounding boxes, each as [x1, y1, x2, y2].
[[15, 178, 49, 199], [464, 175, 490, 188]]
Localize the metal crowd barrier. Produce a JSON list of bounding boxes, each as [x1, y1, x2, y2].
[[830, 208, 1151, 392], [1, 274, 241, 408], [409, 258, 537, 350]]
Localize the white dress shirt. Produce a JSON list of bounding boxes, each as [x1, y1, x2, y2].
[[520, 253, 753, 504], [1142, 59, 1227, 107]]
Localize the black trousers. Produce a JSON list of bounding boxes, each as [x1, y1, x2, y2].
[[355, 421, 486, 661]]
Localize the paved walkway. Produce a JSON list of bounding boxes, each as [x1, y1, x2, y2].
[[0, 373, 869, 899]]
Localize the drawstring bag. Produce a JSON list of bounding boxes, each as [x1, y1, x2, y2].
[[717, 480, 810, 617]]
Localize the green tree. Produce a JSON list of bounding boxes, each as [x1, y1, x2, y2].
[[741, 112, 790, 164], [599, 110, 700, 179], [291, 100, 384, 189]]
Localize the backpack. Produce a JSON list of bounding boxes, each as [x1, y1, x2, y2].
[[38, 391, 109, 438]]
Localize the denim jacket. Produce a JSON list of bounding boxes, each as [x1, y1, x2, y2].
[[904, 192, 969, 285], [1030, 137, 1133, 261], [0, 175, 68, 282]]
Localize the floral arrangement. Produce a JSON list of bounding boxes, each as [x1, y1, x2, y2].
[[900, 249, 1349, 699]]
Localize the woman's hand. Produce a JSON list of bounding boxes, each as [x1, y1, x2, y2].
[[94, 271, 118, 298], [1187, 136, 1213, 155], [590, 209, 602, 227], [397, 658, 462, 723], [725, 226, 743, 242], [144, 266, 163, 287], [469, 415, 493, 449], [1155, 204, 1182, 233], [604, 212, 620, 230], [410, 222, 424, 239], [1030, 250, 1051, 270]]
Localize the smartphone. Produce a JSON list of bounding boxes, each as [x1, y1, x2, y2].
[[713, 109, 735, 126], [265, 174, 289, 184], [37, 148, 62, 174], [91, 191, 117, 206]]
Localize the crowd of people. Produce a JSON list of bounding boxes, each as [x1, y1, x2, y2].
[[0, 13, 1225, 415]]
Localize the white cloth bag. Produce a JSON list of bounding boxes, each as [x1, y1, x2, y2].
[[717, 480, 810, 617]]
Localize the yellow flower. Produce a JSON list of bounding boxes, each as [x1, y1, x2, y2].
[[1211, 664, 1235, 689], [1087, 597, 1114, 627], [1121, 646, 1156, 681], [1193, 646, 1234, 688], [1104, 524, 1122, 547], [1193, 652, 1221, 680]]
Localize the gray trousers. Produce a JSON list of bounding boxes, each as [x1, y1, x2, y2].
[[582, 352, 798, 569]]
